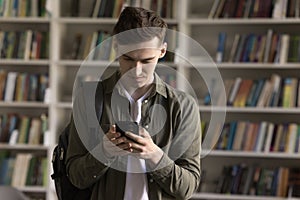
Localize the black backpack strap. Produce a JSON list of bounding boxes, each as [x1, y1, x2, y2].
[[95, 81, 104, 123]]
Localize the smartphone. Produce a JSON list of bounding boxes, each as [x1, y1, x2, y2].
[[115, 121, 139, 137]]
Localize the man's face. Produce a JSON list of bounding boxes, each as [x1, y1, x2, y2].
[[117, 38, 166, 90]]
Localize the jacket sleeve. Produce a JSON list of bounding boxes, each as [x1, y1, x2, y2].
[[148, 95, 201, 199], [66, 87, 114, 189]]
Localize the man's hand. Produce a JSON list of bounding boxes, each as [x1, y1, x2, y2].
[[102, 125, 132, 158], [125, 127, 163, 167]]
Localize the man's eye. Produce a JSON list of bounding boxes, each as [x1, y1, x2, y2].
[[142, 60, 152, 64], [123, 57, 132, 61]]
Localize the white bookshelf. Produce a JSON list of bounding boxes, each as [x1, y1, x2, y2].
[[2, 0, 300, 199]]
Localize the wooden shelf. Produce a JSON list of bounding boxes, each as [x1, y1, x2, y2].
[[187, 18, 300, 25], [203, 150, 300, 159], [192, 193, 300, 200]]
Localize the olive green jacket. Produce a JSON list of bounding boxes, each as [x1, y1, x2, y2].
[[66, 71, 201, 200]]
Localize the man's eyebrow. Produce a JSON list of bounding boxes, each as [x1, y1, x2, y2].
[[123, 54, 156, 61]]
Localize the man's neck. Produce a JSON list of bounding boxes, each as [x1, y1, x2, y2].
[[131, 84, 153, 101]]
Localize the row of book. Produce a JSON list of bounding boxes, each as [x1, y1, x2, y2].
[[68, 31, 113, 61], [212, 164, 300, 197], [205, 74, 300, 108], [0, 0, 47, 17], [210, 121, 300, 153], [209, 0, 299, 19], [71, 0, 176, 18], [216, 30, 299, 63], [0, 113, 48, 145], [0, 30, 49, 60], [0, 71, 49, 102], [0, 152, 47, 187]]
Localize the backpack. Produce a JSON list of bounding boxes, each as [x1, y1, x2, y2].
[[51, 81, 103, 200]]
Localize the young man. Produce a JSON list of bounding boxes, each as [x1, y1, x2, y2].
[[66, 7, 201, 200]]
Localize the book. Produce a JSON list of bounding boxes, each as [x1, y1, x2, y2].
[[17, 31, 26, 59], [228, 34, 240, 62], [241, 34, 255, 62], [243, 0, 255, 18], [232, 121, 247, 150], [245, 80, 258, 106], [91, 0, 102, 18], [296, 0, 300, 17], [38, 73, 49, 102], [0, 157, 15, 185], [279, 34, 290, 64], [24, 30, 33, 60], [25, 156, 37, 185], [273, 124, 284, 152], [19, 153, 32, 186], [298, 80, 300, 107], [233, 79, 253, 107], [226, 121, 237, 150], [242, 122, 256, 151], [285, 123, 297, 153], [269, 74, 282, 107], [214, 0, 226, 18], [255, 121, 268, 152], [0, 70, 7, 100], [208, 0, 221, 18], [8, 129, 19, 145], [268, 33, 279, 62], [28, 74, 38, 101], [234, 34, 247, 62], [255, 35, 267, 62], [288, 35, 300, 62], [282, 77, 298, 107], [216, 32, 226, 63], [4, 71, 17, 102], [295, 125, 300, 153], [264, 123, 275, 152], [263, 29, 273, 63], [242, 165, 255, 194], [28, 117, 42, 145], [17, 116, 30, 144], [227, 77, 242, 106], [235, 0, 246, 18], [250, 79, 265, 106], [256, 79, 272, 107]]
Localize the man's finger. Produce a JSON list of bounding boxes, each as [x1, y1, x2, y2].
[[139, 127, 151, 138]]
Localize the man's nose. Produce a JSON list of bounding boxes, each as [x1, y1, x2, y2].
[[134, 62, 143, 76]]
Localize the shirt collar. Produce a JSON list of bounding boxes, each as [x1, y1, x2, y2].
[[104, 70, 168, 99]]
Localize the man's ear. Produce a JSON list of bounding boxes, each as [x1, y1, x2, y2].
[[159, 42, 167, 58]]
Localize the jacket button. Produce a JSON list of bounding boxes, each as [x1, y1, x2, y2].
[[149, 178, 153, 183], [145, 124, 149, 129], [93, 175, 97, 178]]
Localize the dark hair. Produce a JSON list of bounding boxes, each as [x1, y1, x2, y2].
[[113, 7, 168, 45]]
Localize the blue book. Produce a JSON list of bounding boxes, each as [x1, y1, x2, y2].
[[0, 158, 9, 184], [250, 79, 265, 106], [216, 32, 226, 63], [241, 34, 255, 62], [227, 121, 237, 150], [246, 80, 258, 106]]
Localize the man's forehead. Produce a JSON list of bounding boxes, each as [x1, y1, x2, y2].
[[116, 37, 162, 55]]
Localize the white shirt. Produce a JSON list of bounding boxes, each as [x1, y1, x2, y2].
[[123, 87, 151, 200]]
